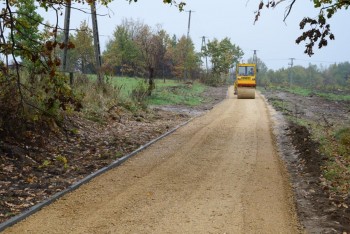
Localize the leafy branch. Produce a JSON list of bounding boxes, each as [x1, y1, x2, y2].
[[254, 0, 349, 56]]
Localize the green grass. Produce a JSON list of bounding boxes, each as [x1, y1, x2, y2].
[[274, 86, 311, 96], [275, 86, 350, 101], [149, 83, 206, 106], [108, 77, 144, 98], [316, 92, 350, 101], [106, 76, 207, 106], [79, 75, 210, 118]]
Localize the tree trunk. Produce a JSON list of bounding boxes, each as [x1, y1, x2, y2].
[[148, 67, 155, 96], [82, 60, 85, 74]]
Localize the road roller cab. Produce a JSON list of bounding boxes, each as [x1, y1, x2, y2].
[[234, 63, 256, 99]]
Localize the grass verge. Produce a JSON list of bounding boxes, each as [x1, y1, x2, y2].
[[268, 86, 350, 101], [264, 88, 350, 197]]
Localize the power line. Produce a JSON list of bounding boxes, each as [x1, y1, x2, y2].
[[295, 58, 336, 64], [288, 58, 295, 67]]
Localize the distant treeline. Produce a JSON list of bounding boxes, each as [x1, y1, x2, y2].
[[257, 61, 350, 91]]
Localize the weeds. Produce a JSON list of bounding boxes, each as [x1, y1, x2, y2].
[[56, 155, 68, 170], [266, 87, 350, 196], [130, 80, 149, 106]]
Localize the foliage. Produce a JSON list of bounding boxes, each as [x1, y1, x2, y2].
[[202, 37, 243, 86], [128, 0, 186, 10], [255, 0, 349, 56], [103, 18, 143, 77], [11, 0, 45, 80], [164, 35, 200, 80], [68, 20, 95, 73], [0, 0, 187, 128], [102, 19, 202, 84], [262, 62, 350, 94], [0, 0, 84, 133], [130, 80, 149, 105], [72, 74, 120, 120], [204, 38, 243, 76]]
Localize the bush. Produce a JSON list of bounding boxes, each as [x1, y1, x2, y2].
[[202, 74, 224, 87], [0, 74, 22, 134], [130, 80, 149, 104]]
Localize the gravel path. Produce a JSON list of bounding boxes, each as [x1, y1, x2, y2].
[[3, 87, 301, 233]]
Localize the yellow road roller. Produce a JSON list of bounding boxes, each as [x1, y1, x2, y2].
[[234, 63, 256, 99]]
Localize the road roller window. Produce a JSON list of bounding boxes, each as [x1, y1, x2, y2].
[[238, 67, 247, 76], [249, 67, 254, 75], [238, 66, 255, 76]]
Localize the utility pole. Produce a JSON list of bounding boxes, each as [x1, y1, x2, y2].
[[62, 3, 71, 72], [184, 10, 194, 81], [252, 50, 259, 84], [288, 58, 295, 87], [186, 10, 193, 39], [91, 1, 103, 83], [253, 50, 258, 65], [201, 36, 208, 74]]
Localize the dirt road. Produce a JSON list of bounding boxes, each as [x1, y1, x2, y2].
[[4, 87, 301, 233]]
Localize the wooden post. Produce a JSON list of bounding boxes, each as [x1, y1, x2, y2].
[[62, 3, 71, 72], [91, 1, 103, 83]]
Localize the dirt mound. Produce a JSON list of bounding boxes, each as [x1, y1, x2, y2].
[[289, 123, 350, 232]]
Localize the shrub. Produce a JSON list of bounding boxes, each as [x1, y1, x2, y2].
[[130, 80, 148, 104]]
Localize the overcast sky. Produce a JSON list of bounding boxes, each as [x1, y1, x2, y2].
[[42, 0, 349, 70]]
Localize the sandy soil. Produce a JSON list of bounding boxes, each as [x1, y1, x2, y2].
[[3, 87, 301, 233]]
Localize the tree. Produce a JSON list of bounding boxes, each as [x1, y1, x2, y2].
[[202, 38, 243, 86], [204, 38, 243, 76], [152, 29, 170, 78], [164, 35, 199, 80], [103, 18, 143, 76], [0, 0, 186, 120], [255, 0, 348, 56], [12, 0, 44, 61], [134, 24, 161, 95], [9, 0, 45, 82], [69, 20, 95, 74]]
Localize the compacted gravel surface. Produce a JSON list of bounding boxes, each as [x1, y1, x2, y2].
[[3, 87, 301, 233]]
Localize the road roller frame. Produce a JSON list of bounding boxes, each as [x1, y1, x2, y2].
[[234, 63, 256, 99]]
